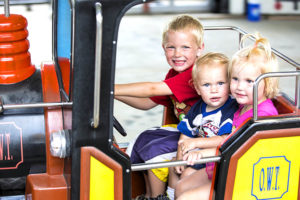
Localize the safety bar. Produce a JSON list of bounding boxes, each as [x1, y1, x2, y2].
[[0, 101, 73, 114], [253, 71, 300, 121], [92, 2, 103, 128], [204, 26, 300, 70], [131, 156, 221, 172]]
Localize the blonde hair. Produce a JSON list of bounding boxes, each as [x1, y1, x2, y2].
[[162, 15, 204, 47], [192, 52, 229, 84], [229, 33, 279, 99]]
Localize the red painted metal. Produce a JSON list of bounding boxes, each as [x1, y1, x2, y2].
[[0, 14, 35, 84]]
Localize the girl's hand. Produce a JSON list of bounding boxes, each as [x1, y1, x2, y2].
[[178, 138, 196, 155], [182, 150, 203, 165]]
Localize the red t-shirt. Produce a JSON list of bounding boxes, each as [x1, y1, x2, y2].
[[150, 67, 200, 119]]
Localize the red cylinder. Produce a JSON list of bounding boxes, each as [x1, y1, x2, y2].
[[0, 14, 35, 84]]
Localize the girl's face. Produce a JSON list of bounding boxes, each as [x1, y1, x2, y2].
[[230, 63, 266, 108], [195, 64, 229, 112], [163, 30, 203, 73]]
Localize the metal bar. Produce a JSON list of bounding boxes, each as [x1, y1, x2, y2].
[[271, 48, 300, 70], [0, 0, 49, 5], [4, 0, 10, 17], [131, 156, 221, 172], [239, 32, 244, 49], [204, 26, 247, 34], [253, 71, 300, 121], [204, 26, 300, 70], [92, 2, 103, 128], [3, 102, 73, 110], [296, 74, 300, 110]]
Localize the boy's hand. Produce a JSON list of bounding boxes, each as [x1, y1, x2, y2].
[[174, 151, 185, 174], [174, 165, 185, 174], [182, 150, 203, 166], [178, 138, 196, 155]]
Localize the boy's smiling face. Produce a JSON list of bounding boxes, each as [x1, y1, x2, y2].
[[163, 30, 203, 73]]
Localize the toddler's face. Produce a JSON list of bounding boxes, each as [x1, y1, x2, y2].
[[194, 64, 229, 111], [230, 64, 265, 106], [163, 30, 202, 73]]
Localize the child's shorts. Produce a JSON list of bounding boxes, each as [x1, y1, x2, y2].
[[190, 163, 206, 170], [152, 166, 169, 182]]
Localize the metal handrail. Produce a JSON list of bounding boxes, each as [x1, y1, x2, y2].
[[253, 71, 300, 121], [92, 2, 103, 128], [204, 26, 300, 70], [131, 156, 221, 172], [0, 101, 73, 114]]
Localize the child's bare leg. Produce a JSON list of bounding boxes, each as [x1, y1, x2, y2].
[[176, 182, 211, 200], [143, 173, 151, 197], [148, 169, 166, 197], [180, 167, 197, 179], [175, 168, 209, 198], [168, 165, 180, 188]]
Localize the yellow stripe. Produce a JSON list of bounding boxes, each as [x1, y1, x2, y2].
[[90, 156, 114, 200]]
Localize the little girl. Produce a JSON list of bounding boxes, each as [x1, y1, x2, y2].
[[174, 33, 279, 200], [229, 32, 279, 130]]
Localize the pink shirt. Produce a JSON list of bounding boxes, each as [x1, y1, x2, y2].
[[233, 99, 278, 129]]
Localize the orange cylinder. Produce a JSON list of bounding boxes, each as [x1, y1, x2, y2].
[[0, 14, 35, 84]]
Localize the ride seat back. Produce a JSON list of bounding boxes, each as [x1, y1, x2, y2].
[[271, 94, 297, 115], [162, 106, 179, 125]]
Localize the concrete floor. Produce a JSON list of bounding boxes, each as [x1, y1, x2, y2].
[[5, 4, 300, 143]]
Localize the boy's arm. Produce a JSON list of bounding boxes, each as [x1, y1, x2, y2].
[[115, 82, 173, 97], [115, 96, 158, 110]]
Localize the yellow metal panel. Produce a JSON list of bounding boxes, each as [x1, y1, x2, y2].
[[90, 156, 114, 200], [232, 136, 300, 200]]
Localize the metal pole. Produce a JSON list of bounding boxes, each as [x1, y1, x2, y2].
[[253, 71, 300, 121], [204, 26, 300, 70], [131, 156, 221, 171], [2, 102, 73, 110], [4, 0, 10, 17], [92, 2, 103, 128]]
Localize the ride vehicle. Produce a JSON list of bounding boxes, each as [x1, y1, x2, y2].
[[0, 0, 299, 199]]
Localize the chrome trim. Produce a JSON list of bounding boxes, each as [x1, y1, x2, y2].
[[92, 2, 103, 128]]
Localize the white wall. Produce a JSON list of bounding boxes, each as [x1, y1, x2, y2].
[[261, 0, 300, 14]]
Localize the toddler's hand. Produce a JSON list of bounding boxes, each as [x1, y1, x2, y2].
[[178, 138, 196, 155], [182, 150, 203, 166]]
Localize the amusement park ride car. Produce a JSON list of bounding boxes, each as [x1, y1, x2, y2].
[[0, 0, 299, 199]]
